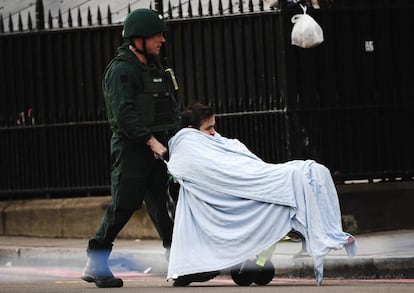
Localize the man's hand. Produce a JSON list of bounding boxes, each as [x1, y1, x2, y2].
[[146, 136, 167, 158]]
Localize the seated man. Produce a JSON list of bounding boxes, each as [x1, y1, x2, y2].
[[167, 102, 356, 287]]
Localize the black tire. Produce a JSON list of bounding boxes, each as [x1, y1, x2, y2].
[[254, 260, 275, 285], [230, 260, 256, 286]]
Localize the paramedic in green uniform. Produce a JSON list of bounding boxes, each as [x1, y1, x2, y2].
[[81, 8, 179, 288]]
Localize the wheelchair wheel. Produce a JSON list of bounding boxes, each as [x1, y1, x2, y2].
[[254, 260, 275, 285], [230, 260, 256, 286]]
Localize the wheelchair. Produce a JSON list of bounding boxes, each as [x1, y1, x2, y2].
[[230, 230, 306, 286]]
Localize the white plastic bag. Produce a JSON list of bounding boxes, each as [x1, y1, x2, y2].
[[291, 5, 324, 48]]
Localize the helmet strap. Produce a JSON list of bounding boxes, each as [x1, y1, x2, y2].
[[142, 38, 149, 57], [130, 38, 149, 59]]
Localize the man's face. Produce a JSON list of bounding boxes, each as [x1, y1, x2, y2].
[[145, 32, 165, 56], [199, 116, 216, 136]]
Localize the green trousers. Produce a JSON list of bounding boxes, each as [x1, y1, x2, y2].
[[89, 136, 174, 251]]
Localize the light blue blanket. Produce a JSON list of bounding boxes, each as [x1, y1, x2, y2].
[[166, 128, 357, 285]]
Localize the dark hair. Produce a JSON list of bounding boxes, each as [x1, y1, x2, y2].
[[179, 102, 215, 129]]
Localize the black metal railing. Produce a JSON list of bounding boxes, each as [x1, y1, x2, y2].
[[1, 0, 413, 199], [0, 122, 111, 198]]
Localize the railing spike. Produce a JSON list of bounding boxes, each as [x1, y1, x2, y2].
[[18, 13, 23, 32], [58, 9, 63, 28], [154, 0, 164, 15], [178, 0, 183, 18], [168, 1, 173, 19], [128, 3, 131, 14], [107, 5, 112, 24], [97, 6, 102, 25], [77, 7, 82, 27], [198, 0, 203, 16], [8, 13, 13, 32], [259, 0, 264, 11], [87, 7, 92, 25], [239, 0, 244, 13], [208, 0, 213, 16], [67, 8, 72, 27], [0, 14, 4, 33], [188, 0, 193, 17], [28, 12, 34, 30], [35, 0, 45, 30], [47, 10, 52, 29], [218, 0, 223, 15], [228, 0, 233, 14], [248, 0, 253, 12]]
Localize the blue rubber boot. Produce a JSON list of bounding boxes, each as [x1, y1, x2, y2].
[[81, 241, 123, 288]]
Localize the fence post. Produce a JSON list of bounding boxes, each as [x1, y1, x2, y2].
[[276, 4, 290, 158], [35, 0, 45, 30]]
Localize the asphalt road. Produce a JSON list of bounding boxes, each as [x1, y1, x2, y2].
[[1, 275, 413, 293], [1, 230, 413, 292]]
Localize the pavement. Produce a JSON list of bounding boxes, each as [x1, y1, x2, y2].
[[0, 229, 413, 282]]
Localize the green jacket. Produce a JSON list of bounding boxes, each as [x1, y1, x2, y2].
[[103, 44, 179, 144]]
